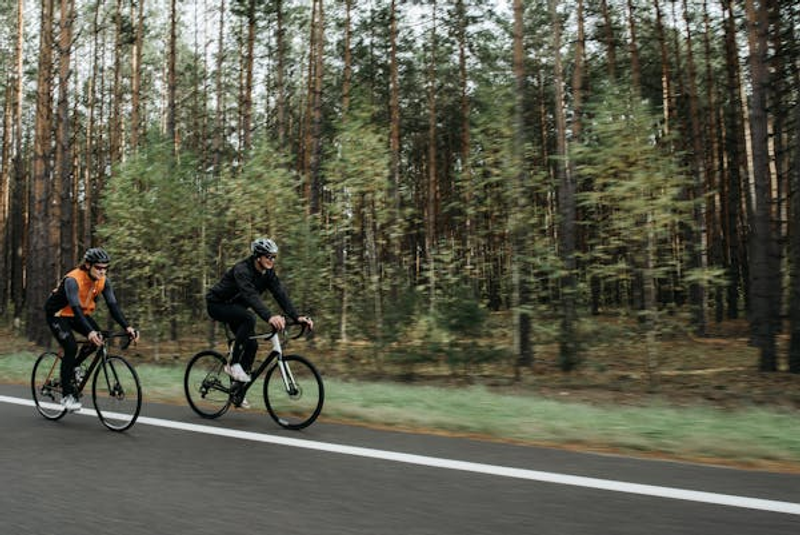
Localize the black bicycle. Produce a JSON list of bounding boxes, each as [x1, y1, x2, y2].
[[184, 320, 323, 430], [31, 331, 142, 432]]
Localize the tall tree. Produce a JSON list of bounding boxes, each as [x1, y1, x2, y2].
[[213, 0, 227, 173], [388, 0, 400, 206], [240, 0, 257, 153], [550, 0, 578, 370], [308, 0, 325, 215], [681, 0, 708, 336], [109, 0, 124, 168], [599, 0, 617, 80], [455, 0, 474, 270], [790, 76, 800, 373], [702, 0, 724, 322], [425, 0, 439, 307], [720, 0, 745, 320], [626, 0, 641, 95], [167, 0, 178, 151], [55, 0, 76, 271], [653, 0, 673, 133], [512, 0, 532, 369], [744, 0, 779, 371], [275, 0, 287, 148], [27, 0, 57, 344], [0, 0, 26, 313], [130, 0, 145, 153]]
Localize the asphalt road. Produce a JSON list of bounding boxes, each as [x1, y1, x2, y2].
[[2, 383, 799, 535]]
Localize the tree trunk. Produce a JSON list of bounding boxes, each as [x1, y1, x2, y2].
[[550, 0, 577, 371], [56, 0, 75, 272], [83, 0, 103, 245], [275, 0, 286, 149], [301, 0, 318, 180], [167, 0, 178, 151], [682, 0, 708, 336], [389, 0, 400, 207], [109, 0, 123, 169], [27, 0, 56, 345], [8, 0, 25, 318], [241, 0, 256, 154], [653, 0, 673, 134], [789, 72, 800, 373], [744, 0, 779, 371], [626, 0, 641, 96], [213, 0, 226, 173], [0, 84, 11, 311], [512, 0, 532, 370], [599, 0, 617, 81], [721, 0, 745, 320], [426, 0, 438, 308], [308, 0, 325, 215], [342, 0, 352, 117], [702, 0, 724, 323], [130, 0, 145, 153]]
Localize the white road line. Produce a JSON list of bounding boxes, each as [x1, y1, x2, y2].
[[4, 394, 800, 516]]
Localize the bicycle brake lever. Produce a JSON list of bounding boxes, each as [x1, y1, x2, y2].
[[121, 331, 137, 350]]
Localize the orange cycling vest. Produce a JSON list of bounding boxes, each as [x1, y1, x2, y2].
[[56, 267, 106, 317]]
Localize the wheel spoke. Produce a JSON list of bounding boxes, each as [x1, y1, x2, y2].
[[264, 355, 324, 430], [31, 352, 67, 421], [184, 350, 231, 418], [93, 356, 141, 431]]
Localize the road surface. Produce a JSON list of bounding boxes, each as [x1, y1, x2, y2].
[[1, 383, 798, 534]]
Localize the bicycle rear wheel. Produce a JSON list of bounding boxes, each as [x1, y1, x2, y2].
[[92, 355, 142, 432], [263, 354, 324, 430], [31, 351, 67, 420], [184, 350, 232, 418]]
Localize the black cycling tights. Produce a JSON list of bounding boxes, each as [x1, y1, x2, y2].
[[46, 315, 99, 396], [206, 302, 259, 371]]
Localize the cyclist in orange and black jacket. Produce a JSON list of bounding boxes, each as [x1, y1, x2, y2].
[[206, 238, 313, 386], [44, 248, 139, 412]]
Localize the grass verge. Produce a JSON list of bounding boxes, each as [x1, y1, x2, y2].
[[4, 351, 800, 472]]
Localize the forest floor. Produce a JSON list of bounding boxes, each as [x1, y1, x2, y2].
[[3, 316, 799, 412]]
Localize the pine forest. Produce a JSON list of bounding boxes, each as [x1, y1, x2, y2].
[[0, 0, 799, 377]]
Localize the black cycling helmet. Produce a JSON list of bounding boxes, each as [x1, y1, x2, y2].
[[251, 238, 278, 257], [84, 247, 111, 264]]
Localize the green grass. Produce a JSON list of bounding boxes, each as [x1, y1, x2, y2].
[[5, 351, 800, 471]]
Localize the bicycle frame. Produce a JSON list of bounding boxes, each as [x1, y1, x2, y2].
[[73, 333, 134, 394], [223, 323, 305, 399], [73, 344, 106, 394], [229, 332, 284, 398]]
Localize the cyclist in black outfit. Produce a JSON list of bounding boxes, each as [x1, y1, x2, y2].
[[45, 248, 139, 412], [206, 238, 313, 387]]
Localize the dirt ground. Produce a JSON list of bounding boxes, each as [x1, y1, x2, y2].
[[4, 318, 800, 411]]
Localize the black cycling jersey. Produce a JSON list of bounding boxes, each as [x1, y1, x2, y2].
[[206, 256, 298, 322]]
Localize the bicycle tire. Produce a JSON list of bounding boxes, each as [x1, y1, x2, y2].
[[31, 351, 68, 421], [263, 354, 324, 430], [184, 350, 232, 419], [92, 355, 142, 432]]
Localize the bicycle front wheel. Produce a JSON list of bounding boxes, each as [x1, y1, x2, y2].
[[92, 355, 142, 432], [184, 350, 231, 419], [31, 351, 67, 420], [264, 354, 324, 430]]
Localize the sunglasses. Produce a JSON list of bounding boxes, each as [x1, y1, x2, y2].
[[93, 264, 110, 271], [262, 254, 277, 261]]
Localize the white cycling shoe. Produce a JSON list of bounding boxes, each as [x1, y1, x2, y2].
[[223, 363, 251, 383], [61, 395, 82, 412]]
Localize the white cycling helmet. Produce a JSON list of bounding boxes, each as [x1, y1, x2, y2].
[[251, 238, 278, 257]]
